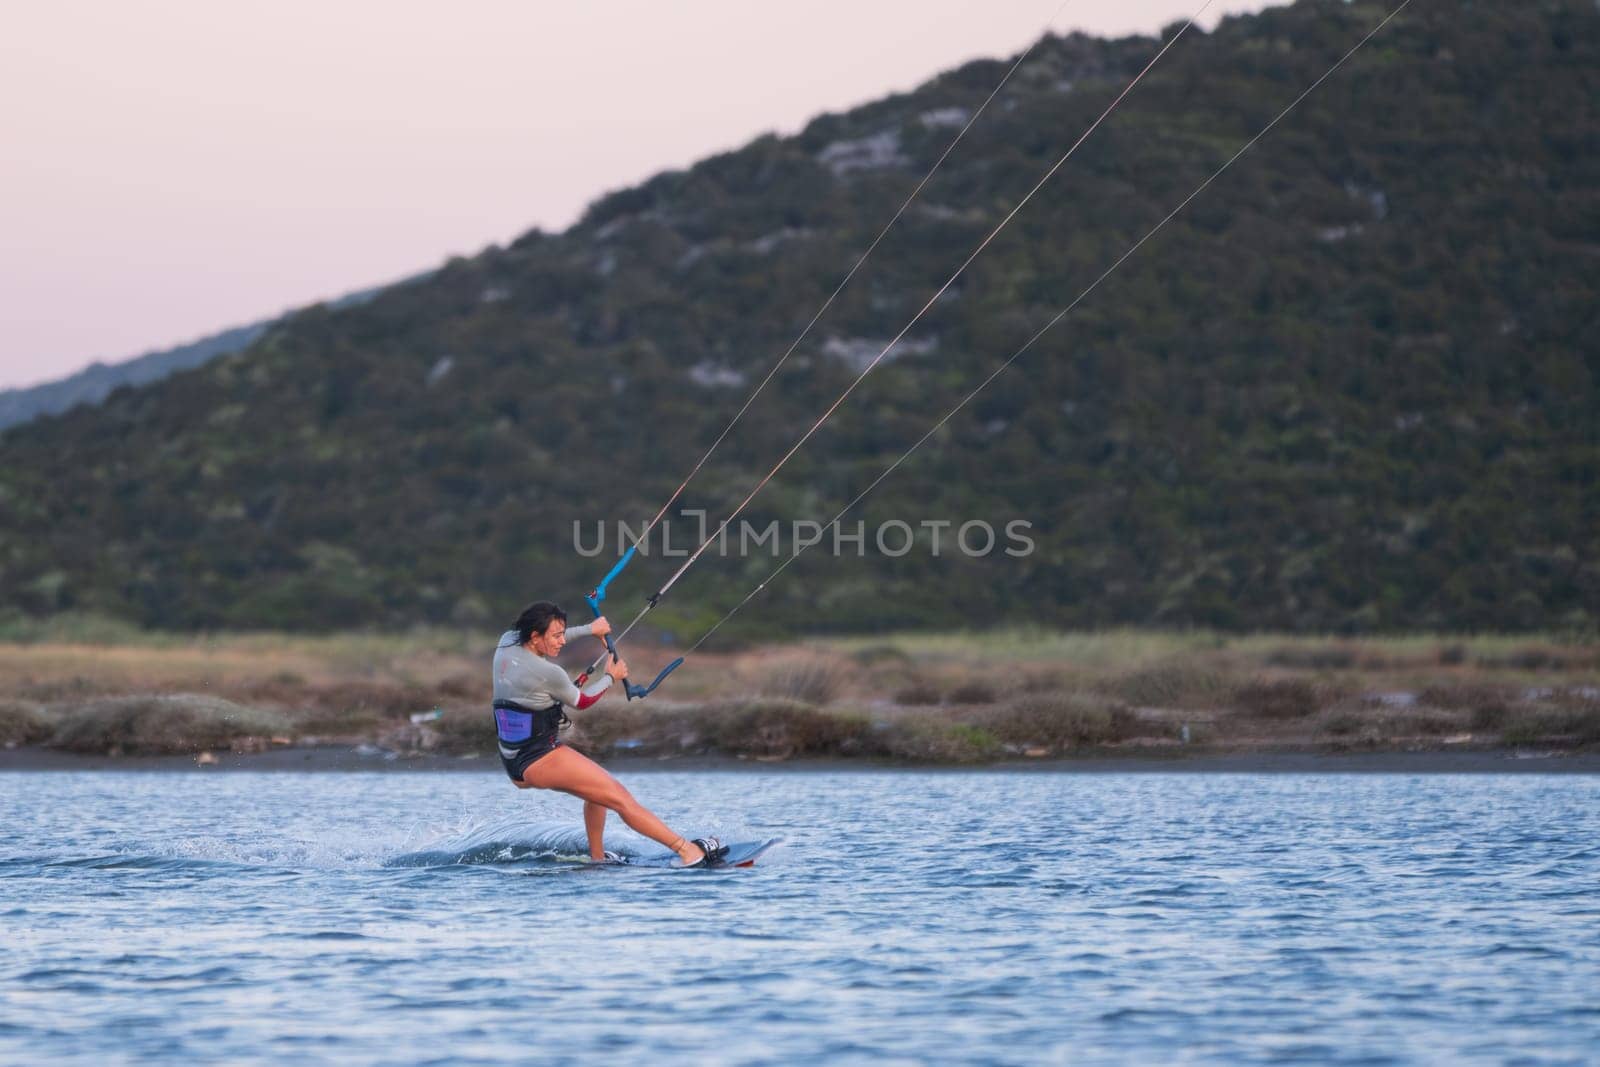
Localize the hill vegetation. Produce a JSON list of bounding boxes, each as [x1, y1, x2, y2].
[[0, 0, 1595, 638], [0, 276, 415, 431], [0, 322, 269, 432]]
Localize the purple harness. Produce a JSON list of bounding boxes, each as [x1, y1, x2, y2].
[[493, 700, 568, 744]]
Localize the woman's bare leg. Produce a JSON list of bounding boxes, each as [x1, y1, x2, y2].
[[522, 746, 704, 865], [583, 801, 608, 861]]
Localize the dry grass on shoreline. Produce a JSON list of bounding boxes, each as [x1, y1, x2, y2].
[[0, 622, 1595, 763]]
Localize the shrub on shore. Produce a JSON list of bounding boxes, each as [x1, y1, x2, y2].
[[756, 654, 849, 705], [571, 698, 872, 760], [970, 693, 1153, 751], [850, 644, 911, 667], [49, 694, 290, 756], [1232, 678, 1326, 719], [894, 681, 943, 706], [1493, 700, 1600, 746], [281, 681, 433, 720], [0, 699, 51, 746], [567, 701, 659, 755], [876, 719, 1001, 763], [429, 707, 496, 754], [1314, 700, 1466, 741], [1474, 646, 1598, 672], [1102, 662, 1237, 708], [706, 699, 871, 758], [1020, 670, 1071, 694], [947, 681, 998, 705], [1416, 684, 1512, 712], [289, 706, 390, 739], [1264, 644, 1358, 671]]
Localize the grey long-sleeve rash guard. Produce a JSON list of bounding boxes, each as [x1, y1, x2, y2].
[[492, 624, 614, 709]]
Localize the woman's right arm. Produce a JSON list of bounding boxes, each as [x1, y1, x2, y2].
[[545, 658, 621, 709]]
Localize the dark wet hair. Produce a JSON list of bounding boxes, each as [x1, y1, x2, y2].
[[501, 601, 568, 648]]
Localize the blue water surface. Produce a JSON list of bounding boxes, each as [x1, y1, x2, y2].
[[2, 770, 1597, 1065]]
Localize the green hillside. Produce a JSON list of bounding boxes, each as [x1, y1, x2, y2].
[[0, 275, 412, 432], [1, 0, 1595, 638]]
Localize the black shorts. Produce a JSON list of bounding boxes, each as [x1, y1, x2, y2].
[[501, 738, 563, 783]]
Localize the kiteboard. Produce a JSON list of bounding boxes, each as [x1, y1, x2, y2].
[[619, 837, 781, 870], [709, 837, 781, 869]]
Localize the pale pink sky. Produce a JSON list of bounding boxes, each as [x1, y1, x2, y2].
[[0, 1, 1276, 390]]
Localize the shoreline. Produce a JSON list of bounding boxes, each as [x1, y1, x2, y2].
[[6, 631, 1594, 773], [2, 744, 1597, 775]]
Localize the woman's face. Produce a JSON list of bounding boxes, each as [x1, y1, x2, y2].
[[529, 620, 567, 657]]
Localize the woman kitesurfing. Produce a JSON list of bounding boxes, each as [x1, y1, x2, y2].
[[485, 0, 1410, 870], [492, 600, 724, 867]]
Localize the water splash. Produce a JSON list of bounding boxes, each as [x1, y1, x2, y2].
[[386, 816, 599, 868]]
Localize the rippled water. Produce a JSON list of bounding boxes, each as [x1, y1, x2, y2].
[[3, 770, 1597, 1065]]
